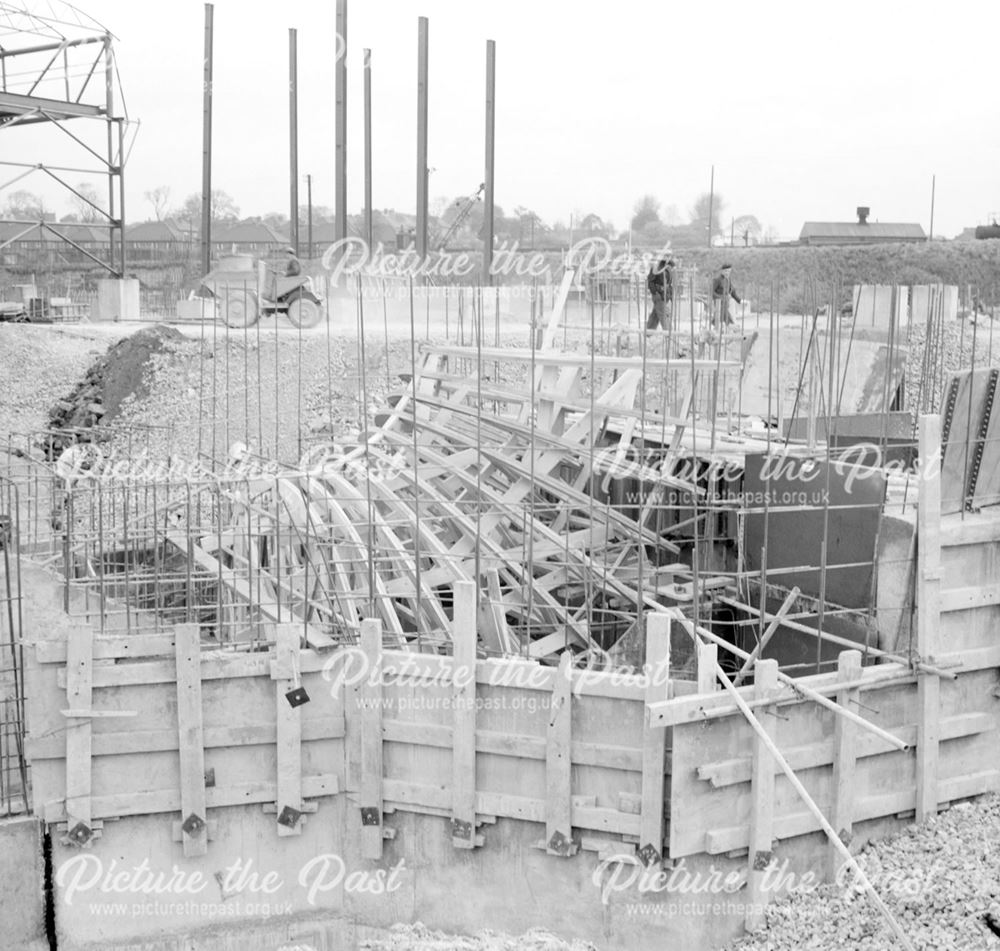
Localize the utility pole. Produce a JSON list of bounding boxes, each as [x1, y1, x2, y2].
[[482, 39, 496, 285], [416, 16, 429, 261], [364, 47, 373, 248], [707, 165, 715, 248], [929, 174, 936, 241]]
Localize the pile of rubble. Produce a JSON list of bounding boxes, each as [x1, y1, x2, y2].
[[732, 795, 1000, 950]]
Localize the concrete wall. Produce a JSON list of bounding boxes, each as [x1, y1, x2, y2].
[[852, 285, 907, 329], [47, 805, 749, 951], [93, 279, 140, 322], [910, 284, 958, 324], [0, 816, 48, 951]]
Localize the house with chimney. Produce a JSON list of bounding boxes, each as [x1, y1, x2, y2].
[[798, 207, 926, 246]]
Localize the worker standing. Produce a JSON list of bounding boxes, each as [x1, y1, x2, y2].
[[645, 257, 675, 330], [711, 263, 742, 327]]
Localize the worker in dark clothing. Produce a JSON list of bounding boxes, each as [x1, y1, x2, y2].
[[284, 247, 302, 277], [711, 263, 742, 327], [645, 257, 675, 330]]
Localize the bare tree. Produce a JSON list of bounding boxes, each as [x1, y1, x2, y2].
[[661, 203, 682, 226], [631, 195, 661, 231], [2, 189, 47, 220], [71, 182, 104, 223], [733, 214, 762, 246], [178, 190, 240, 225], [144, 186, 172, 221]]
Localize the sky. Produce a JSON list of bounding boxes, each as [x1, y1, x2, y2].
[[4, 0, 1000, 240]]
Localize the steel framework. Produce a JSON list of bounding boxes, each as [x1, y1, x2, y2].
[[0, 1, 131, 276]]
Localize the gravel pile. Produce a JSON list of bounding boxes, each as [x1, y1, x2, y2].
[[107, 330, 446, 467], [904, 317, 1000, 414], [107, 328, 543, 469], [732, 795, 1000, 950], [361, 923, 597, 951]]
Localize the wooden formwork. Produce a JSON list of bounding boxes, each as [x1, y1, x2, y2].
[[25, 593, 694, 865]]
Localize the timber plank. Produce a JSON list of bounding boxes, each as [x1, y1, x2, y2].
[[639, 615, 670, 865], [64, 626, 94, 842], [451, 582, 478, 848], [359, 619, 384, 859], [545, 653, 575, 855], [274, 624, 304, 836], [175, 623, 208, 857]]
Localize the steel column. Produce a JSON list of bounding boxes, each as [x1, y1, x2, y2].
[[482, 39, 495, 285], [416, 16, 429, 261], [201, 2, 214, 276], [364, 47, 372, 248], [335, 0, 348, 244], [289, 28, 299, 255]]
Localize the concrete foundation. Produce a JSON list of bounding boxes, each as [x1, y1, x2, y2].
[[175, 297, 217, 322], [0, 816, 48, 951], [853, 284, 907, 329], [910, 284, 958, 324], [93, 279, 140, 322]]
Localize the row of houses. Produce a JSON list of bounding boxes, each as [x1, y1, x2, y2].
[[4, 208, 992, 274], [0, 219, 329, 261]]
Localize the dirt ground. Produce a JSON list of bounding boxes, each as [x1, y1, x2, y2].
[[0, 320, 427, 465]]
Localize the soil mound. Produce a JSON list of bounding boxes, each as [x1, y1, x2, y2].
[[45, 324, 185, 455]]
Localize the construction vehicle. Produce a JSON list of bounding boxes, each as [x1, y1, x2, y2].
[[199, 253, 324, 329]]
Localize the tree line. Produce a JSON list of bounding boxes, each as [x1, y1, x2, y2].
[[2, 184, 771, 250]]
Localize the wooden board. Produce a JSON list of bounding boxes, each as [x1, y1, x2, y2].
[[175, 623, 208, 857], [64, 626, 94, 842]]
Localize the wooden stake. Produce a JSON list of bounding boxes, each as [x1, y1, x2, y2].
[[916, 414, 942, 821], [545, 652, 575, 855], [359, 618, 384, 858], [64, 626, 94, 843], [732, 586, 800, 687], [274, 623, 304, 837], [451, 581, 478, 848], [829, 649, 861, 879], [745, 658, 778, 931], [175, 623, 207, 857], [696, 639, 718, 694], [640, 613, 670, 865]]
